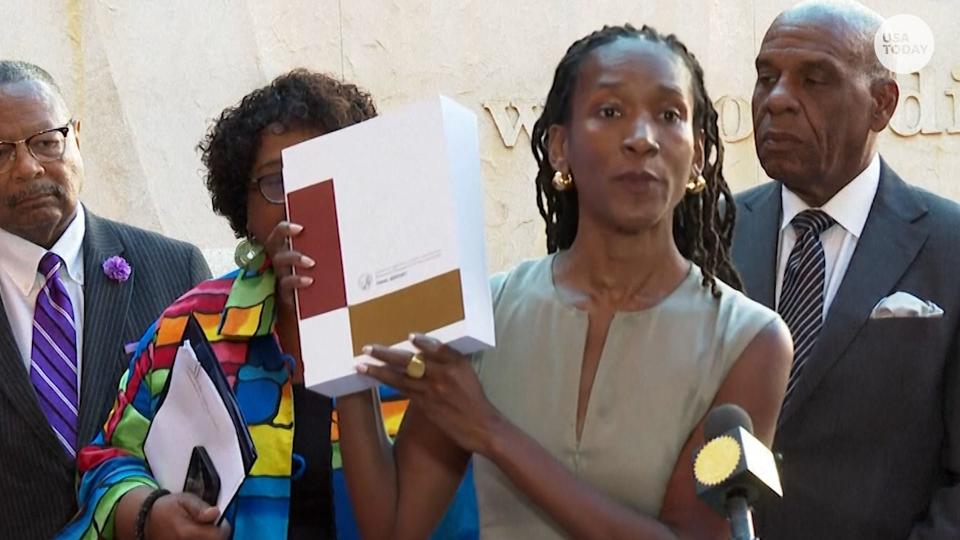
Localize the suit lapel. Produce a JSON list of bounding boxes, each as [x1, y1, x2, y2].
[[735, 183, 781, 309], [0, 296, 67, 456], [778, 162, 928, 426], [78, 211, 133, 446]]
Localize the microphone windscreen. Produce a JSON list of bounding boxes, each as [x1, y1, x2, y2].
[[704, 403, 754, 439]]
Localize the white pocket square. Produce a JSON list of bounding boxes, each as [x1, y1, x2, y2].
[[870, 291, 944, 319]]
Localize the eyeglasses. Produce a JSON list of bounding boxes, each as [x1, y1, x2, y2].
[[250, 172, 285, 204], [0, 121, 73, 174]]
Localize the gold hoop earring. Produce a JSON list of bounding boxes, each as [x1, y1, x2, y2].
[[686, 174, 707, 195], [552, 170, 574, 191]]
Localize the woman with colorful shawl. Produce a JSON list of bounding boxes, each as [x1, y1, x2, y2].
[[56, 69, 378, 540]]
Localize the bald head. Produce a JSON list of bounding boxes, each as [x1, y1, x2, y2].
[[752, 0, 901, 206], [769, 0, 889, 81]]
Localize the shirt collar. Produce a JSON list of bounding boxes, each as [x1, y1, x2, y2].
[[0, 204, 86, 294], [780, 153, 881, 238]]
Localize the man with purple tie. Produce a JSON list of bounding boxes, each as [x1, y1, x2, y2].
[[0, 61, 210, 539]]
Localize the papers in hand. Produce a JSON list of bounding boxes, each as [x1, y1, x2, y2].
[[144, 315, 257, 517]]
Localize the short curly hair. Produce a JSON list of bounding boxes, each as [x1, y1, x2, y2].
[[199, 69, 378, 237]]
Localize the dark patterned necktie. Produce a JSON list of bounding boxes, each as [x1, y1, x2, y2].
[[29, 252, 79, 457], [779, 209, 835, 405]]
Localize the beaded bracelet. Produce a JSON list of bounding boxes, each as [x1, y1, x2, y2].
[[135, 488, 170, 540]]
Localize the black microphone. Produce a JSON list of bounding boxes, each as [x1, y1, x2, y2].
[[693, 404, 782, 540]]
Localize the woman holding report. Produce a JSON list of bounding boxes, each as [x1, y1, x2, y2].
[[336, 24, 793, 540], [57, 70, 376, 540]]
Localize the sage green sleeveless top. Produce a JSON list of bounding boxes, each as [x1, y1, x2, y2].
[[472, 254, 778, 539]]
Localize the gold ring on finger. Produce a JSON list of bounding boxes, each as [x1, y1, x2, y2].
[[406, 353, 426, 379]]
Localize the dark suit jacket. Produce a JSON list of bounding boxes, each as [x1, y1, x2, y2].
[[0, 209, 210, 539], [732, 161, 960, 539]]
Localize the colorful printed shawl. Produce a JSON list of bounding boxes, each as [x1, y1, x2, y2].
[[54, 248, 477, 539], [57, 255, 295, 539]]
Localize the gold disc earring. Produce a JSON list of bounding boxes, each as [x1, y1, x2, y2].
[[552, 170, 574, 191], [686, 173, 707, 195], [234, 237, 264, 268]]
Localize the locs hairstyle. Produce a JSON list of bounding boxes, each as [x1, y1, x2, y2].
[[199, 69, 377, 237], [531, 24, 742, 295]]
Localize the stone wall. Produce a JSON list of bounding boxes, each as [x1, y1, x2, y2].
[[4, 0, 958, 274]]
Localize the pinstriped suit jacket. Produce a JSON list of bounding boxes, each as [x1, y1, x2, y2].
[[0, 208, 210, 539]]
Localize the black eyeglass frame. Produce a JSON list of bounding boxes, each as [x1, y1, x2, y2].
[[0, 120, 74, 173], [249, 171, 285, 205]]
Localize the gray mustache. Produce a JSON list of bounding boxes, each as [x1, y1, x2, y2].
[[7, 184, 64, 206]]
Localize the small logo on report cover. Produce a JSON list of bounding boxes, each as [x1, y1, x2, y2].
[[358, 273, 373, 291]]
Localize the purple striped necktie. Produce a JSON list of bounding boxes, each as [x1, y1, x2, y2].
[[30, 252, 79, 457]]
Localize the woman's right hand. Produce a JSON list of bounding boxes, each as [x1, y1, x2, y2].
[[116, 488, 229, 540], [143, 492, 230, 540], [262, 220, 315, 308]]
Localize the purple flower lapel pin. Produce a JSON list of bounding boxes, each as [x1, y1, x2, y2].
[[102, 255, 132, 283]]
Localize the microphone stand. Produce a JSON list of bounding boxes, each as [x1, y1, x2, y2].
[[725, 495, 758, 540]]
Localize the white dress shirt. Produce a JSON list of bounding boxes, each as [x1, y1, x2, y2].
[[0, 205, 85, 384], [775, 154, 881, 319]]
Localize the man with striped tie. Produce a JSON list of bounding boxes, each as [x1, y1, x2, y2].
[[731, 2, 960, 539], [0, 61, 210, 538]]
